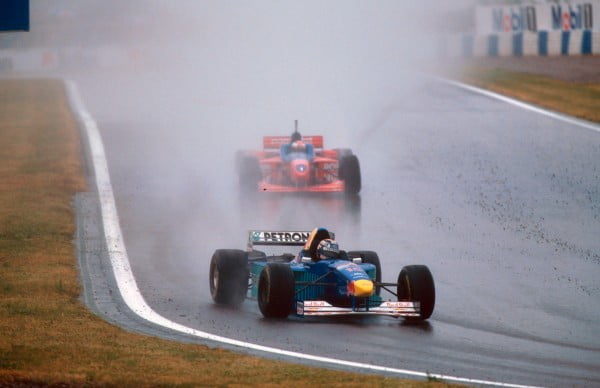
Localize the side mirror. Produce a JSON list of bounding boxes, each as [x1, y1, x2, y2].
[[301, 256, 312, 263], [352, 257, 362, 264]]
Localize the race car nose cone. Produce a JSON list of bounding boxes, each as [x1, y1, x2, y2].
[[348, 279, 374, 297], [290, 160, 310, 183]]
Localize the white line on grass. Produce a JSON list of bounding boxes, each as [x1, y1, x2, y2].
[[66, 79, 543, 388]]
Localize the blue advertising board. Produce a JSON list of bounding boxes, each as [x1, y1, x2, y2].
[[1, 0, 30, 31]]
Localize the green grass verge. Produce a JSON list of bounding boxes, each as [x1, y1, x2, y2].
[[461, 67, 600, 123], [0, 78, 458, 387]]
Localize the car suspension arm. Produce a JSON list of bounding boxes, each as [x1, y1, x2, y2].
[[376, 282, 399, 298]]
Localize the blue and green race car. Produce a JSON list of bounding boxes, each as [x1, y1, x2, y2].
[[209, 227, 435, 321]]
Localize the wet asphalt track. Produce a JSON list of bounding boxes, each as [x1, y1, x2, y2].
[[78, 74, 600, 387]]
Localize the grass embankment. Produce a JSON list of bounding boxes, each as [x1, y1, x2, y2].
[[0, 79, 455, 387], [462, 67, 600, 123]]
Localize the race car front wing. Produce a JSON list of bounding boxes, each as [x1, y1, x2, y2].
[[297, 300, 420, 318]]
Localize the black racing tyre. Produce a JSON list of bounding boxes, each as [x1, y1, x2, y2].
[[339, 154, 361, 195], [335, 148, 353, 159], [347, 250, 381, 295], [209, 249, 249, 306], [258, 263, 295, 318], [238, 155, 261, 191], [397, 265, 435, 320]]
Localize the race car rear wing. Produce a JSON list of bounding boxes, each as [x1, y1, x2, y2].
[[247, 230, 334, 250], [263, 135, 324, 149]]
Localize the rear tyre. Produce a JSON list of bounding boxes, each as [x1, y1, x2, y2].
[[209, 249, 249, 306], [348, 250, 381, 295], [258, 263, 295, 318], [339, 154, 361, 195], [397, 265, 435, 320], [238, 155, 261, 191]]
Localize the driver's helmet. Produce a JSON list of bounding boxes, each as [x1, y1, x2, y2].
[[317, 239, 340, 261], [291, 131, 302, 142], [291, 140, 306, 153]]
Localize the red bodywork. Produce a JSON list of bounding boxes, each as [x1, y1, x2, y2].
[[252, 135, 345, 193]]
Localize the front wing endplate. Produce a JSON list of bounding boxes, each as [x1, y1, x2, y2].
[[259, 180, 345, 193], [297, 300, 420, 317]]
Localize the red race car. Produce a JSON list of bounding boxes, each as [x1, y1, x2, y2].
[[236, 122, 361, 194]]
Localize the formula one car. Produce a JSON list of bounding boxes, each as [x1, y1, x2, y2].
[[235, 121, 361, 194], [209, 227, 435, 321]]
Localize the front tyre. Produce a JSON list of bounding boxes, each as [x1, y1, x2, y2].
[[258, 263, 295, 318], [339, 154, 361, 195], [397, 265, 435, 320], [209, 249, 249, 306], [238, 155, 262, 191]]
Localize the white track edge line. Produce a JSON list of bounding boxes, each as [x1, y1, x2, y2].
[[439, 77, 600, 134], [65, 79, 543, 388]]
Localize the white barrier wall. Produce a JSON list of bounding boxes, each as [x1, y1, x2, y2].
[[0, 46, 145, 72], [476, 1, 600, 34], [594, 33, 600, 52], [522, 31, 538, 56], [457, 30, 600, 57], [455, 0, 600, 57], [0, 49, 57, 71]]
